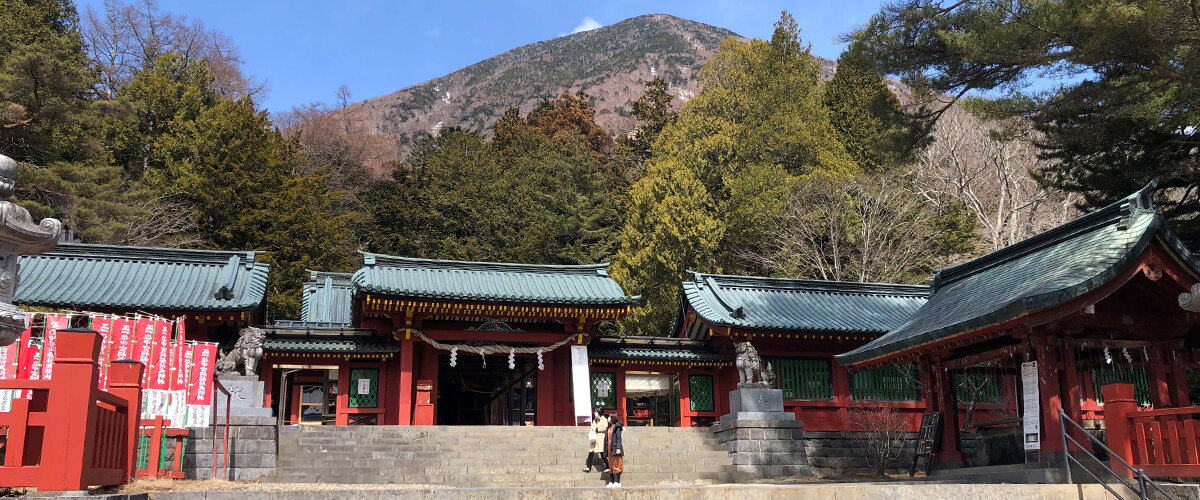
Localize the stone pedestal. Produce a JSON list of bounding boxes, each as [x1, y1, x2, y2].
[[214, 375, 273, 418], [712, 387, 811, 478], [183, 416, 277, 480]]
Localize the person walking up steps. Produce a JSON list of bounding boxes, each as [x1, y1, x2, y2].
[[604, 413, 624, 488], [582, 409, 609, 472]]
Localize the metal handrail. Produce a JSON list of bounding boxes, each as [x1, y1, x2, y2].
[[1058, 409, 1174, 500]]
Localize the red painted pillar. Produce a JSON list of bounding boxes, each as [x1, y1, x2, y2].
[[108, 360, 145, 484], [615, 367, 627, 425], [336, 363, 349, 426], [262, 363, 274, 409], [934, 366, 962, 462], [39, 329, 102, 491], [397, 339, 415, 425], [536, 350, 555, 425], [1036, 345, 1064, 453], [1148, 345, 1172, 408], [1060, 346, 1089, 451], [919, 359, 934, 411], [1171, 361, 1190, 407], [831, 359, 851, 423], [417, 344, 438, 425], [1101, 383, 1137, 479], [679, 371, 692, 427]]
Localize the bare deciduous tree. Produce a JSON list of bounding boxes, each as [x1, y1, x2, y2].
[[275, 88, 396, 197], [83, 0, 264, 99], [848, 405, 909, 476], [745, 175, 936, 283], [914, 105, 1079, 253]]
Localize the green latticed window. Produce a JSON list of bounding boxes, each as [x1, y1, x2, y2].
[[1093, 366, 1151, 406], [852, 363, 919, 402], [766, 357, 832, 400], [591, 372, 616, 410], [348, 368, 379, 408], [688, 374, 715, 412], [954, 373, 1003, 404]]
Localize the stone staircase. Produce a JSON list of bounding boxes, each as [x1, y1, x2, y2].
[[268, 425, 744, 487]]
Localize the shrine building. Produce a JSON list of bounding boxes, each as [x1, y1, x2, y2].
[[13, 243, 268, 340]]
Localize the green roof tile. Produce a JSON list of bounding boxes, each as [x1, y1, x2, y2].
[[352, 253, 640, 306], [588, 336, 731, 362], [680, 273, 928, 334], [837, 184, 1200, 367], [302, 271, 352, 324], [14, 243, 268, 312]]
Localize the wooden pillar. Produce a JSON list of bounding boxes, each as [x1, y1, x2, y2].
[[1149, 344, 1173, 408], [397, 338, 415, 425], [417, 343, 438, 425], [262, 363, 274, 410], [1060, 345, 1089, 451], [536, 349, 555, 425], [335, 362, 349, 426], [1171, 359, 1190, 407], [107, 360, 145, 484], [1036, 344, 1064, 453], [933, 365, 962, 462], [679, 371, 692, 427], [1101, 383, 1138, 480], [615, 367, 627, 425], [39, 329, 102, 491], [831, 359, 851, 423]]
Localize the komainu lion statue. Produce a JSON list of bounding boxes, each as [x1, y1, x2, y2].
[[734, 341, 775, 388], [216, 326, 266, 376]]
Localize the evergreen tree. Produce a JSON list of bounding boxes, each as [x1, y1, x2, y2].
[[612, 11, 858, 335], [823, 51, 917, 172], [850, 0, 1200, 243]]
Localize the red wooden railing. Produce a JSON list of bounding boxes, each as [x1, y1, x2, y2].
[[134, 416, 188, 479], [1103, 383, 1200, 479], [0, 329, 143, 491]]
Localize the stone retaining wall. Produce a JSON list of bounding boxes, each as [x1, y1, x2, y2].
[[182, 416, 277, 481], [802, 430, 920, 477]]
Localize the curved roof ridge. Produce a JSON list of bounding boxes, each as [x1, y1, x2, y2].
[[361, 252, 611, 275], [687, 271, 930, 297], [931, 182, 1156, 292], [46, 242, 262, 266]]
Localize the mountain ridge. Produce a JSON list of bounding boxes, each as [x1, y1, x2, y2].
[[341, 14, 839, 165]]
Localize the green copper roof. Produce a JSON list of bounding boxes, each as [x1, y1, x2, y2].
[[588, 336, 732, 363], [263, 337, 399, 353], [352, 253, 640, 306], [679, 273, 929, 335], [837, 184, 1200, 367], [302, 271, 352, 324], [15, 243, 269, 312]]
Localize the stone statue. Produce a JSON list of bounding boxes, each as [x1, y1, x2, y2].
[[734, 341, 775, 388], [216, 326, 266, 376], [0, 153, 60, 346]]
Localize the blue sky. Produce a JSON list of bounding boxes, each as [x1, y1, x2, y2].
[[75, 0, 889, 113]]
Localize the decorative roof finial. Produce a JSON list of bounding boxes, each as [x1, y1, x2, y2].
[[0, 153, 16, 199]]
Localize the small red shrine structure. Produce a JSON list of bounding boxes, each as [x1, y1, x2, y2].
[[837, 185, 1200, 467]]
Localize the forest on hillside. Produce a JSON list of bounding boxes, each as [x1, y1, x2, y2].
[[3, 1, 1195, 334]]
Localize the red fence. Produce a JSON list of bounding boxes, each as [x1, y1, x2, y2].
[[135, 416, 188, 479], [1103, 383, 1200, 479], [0, 329, 143, 491]]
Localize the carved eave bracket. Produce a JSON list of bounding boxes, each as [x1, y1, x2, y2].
[[1179, 283, 1200, 312]]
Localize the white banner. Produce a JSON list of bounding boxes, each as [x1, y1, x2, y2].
[[1021, 361, 1041, 451], [570, 345, 592, 425]]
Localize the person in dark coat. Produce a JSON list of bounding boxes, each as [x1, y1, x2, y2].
[[604, 414, 624, 487]]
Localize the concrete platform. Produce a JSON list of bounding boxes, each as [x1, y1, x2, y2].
[[61, 482, 1195, 500]]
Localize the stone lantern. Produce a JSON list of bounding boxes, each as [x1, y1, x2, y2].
[[0, 153, 61, 346]]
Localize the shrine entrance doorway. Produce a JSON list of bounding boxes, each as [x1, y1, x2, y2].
[[437, 353, 538, 425], [624, 372, 679, 426]]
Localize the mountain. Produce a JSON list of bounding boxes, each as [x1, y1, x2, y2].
[[343, 14, 837, 164]]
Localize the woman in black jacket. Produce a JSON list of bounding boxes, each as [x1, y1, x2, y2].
[[604, 414, 624, 487]]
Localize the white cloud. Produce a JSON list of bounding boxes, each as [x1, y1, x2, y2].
[[571, 17, 602, 34]]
